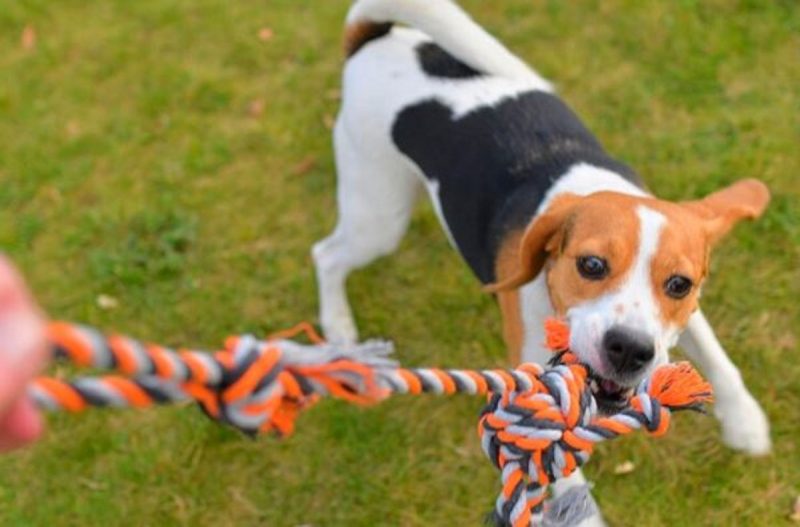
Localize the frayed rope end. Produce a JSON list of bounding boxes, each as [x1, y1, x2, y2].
[[647, 361, 713, 411]]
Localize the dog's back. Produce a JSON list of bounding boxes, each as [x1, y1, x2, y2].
[[339, 1, 640, 283]]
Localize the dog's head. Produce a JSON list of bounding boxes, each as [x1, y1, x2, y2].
[[488, 179, 769, 411]]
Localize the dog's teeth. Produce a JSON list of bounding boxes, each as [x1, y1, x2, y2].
[[589, 379, 599, 392]]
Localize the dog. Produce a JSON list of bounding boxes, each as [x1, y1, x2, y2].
[[313, 0, 771, 523]]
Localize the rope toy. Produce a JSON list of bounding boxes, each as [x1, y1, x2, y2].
[[30, 319, 712, 526], [33, 322, 391, 436], [478, 320, 712, 526]]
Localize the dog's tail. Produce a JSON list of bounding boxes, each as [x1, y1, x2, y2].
[[344, 0, 545, 83]]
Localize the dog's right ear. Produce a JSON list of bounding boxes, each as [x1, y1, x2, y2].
[[484, 194, 580, 293]]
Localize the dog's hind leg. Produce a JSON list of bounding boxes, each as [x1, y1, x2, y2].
[[678, 310, 771, 455], [313, 120, 423, 345]]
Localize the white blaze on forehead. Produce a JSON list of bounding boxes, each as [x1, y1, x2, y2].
[[565, 205, 674, 377], [619, 205, 667, 334]]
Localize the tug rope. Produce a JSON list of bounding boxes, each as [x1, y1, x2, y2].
[[32, 321, 390, 436], [479, 321, 712, 526], [30, 319, 712, 526]]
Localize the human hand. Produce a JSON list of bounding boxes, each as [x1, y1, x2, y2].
[[0, 255, 48, 451]]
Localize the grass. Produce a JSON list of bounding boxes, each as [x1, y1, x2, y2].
[[0, 0, 798, 525]]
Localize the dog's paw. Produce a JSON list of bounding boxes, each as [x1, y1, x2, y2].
[[546, 475, 606, 527], [572, 514, 607, 527], [715, 392, 771, 456]]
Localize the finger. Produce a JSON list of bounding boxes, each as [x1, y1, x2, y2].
[[0, 255, 48, 414], [0, 396, 44, 452]]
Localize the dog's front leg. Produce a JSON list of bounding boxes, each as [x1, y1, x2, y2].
[[515, 276, 607, 527], [678, 310, 771, 455]]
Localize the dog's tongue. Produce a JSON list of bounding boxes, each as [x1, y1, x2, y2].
[[601, 379, 624, 395]]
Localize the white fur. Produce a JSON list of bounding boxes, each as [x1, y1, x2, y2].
[[314, 1, 770, 523], [316, 21, 551, 344], [678, 311, 771, 455], [426, 179, 457, 247], [316, 6, 606, 520], [313, 117, 423, 344], [520, 175, 770, 456], [537, 162, 648, 210], [565, 206, 675, 380], [551, 471, 607, 527], [519, 164, 649, 363], [347, 0, 550, 85], [521, 202, 678, 384]]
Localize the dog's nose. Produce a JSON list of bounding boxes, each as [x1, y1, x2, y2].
[[602, 325, 655, 375]]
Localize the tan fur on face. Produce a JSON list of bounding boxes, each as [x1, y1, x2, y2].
[[540, 192, 753, 328], [486, 194, 581, 293], [545, 193, 640, 315], [647, 203, 709, 326], [490, 178, 770, 336]]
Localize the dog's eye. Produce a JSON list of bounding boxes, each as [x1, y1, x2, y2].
[[664, 275, 693, 299], [576, 256, 609, 280]]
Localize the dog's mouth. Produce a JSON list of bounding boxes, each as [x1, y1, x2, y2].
[[588, 373, 635, 414]]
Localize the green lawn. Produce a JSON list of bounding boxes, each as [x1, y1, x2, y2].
[[0, 1, 798, 525]]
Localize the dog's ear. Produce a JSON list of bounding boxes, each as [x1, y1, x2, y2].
[[484, 194, 580, 293], [681, 178, 770, 245]]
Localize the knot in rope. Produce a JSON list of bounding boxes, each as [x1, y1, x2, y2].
[[31, 318, 712, 527], [33, 322, 393, 437], [197, 333, 390, 436], [478, 321, 712, 527]]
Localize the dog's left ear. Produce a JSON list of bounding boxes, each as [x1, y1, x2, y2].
[[682, 178, 771, 245], [484, 194, 581, 293]]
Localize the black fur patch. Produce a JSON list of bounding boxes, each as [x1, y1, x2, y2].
[[416, 42, 482, 79], [391, 91, 641, 283]]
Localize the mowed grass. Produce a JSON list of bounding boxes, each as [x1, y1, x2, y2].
[[0, 0, 798, 525]]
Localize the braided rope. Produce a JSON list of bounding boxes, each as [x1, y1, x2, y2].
[[32, 322, 548, 428], [32, 322, 394, 436], [475, 320, 713, 526], [30, 319, 712, 526]]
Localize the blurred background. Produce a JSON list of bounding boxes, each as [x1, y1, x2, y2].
[[0, 1, 798, 525]]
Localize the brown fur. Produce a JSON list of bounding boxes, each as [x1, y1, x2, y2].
[[344, 21, 393, 58], [494, 230, 526, 364], [543, 193, 641, 315], [489, 178, 770, 345], [485, 194, 581, 293]]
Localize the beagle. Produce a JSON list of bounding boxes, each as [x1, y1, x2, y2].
[[313, 1, 771, 522]]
